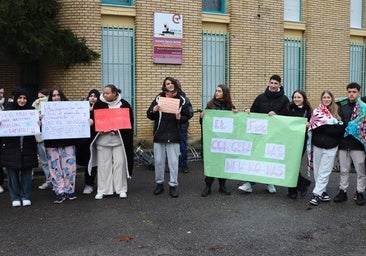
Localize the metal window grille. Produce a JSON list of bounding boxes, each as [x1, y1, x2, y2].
[[101, 26, 136, 130], [350, 43, 366, 91], [283, 38, 306, 97], [202, 32, 230, 108]]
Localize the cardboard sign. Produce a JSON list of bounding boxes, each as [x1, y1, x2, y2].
[[158, 97, 180, 114], [94, 108, 132, 132]]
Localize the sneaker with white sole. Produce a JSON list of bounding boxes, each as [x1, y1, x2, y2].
[[309, 194, 320, 206], [119, 192, 127, 199], [320, 192, 331, 202], [12, 200, 21, 207], [95, 194, 103, 200], [266, 184, 276, 194], [83, 185, 94, 194], [38, 182, 51, 190], [238, 182, 253, 193], [22, 200, 31, 207], [0, 185, 4, 193]]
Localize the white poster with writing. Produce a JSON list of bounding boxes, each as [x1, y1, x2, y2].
[[0, 110, 40, 136], [41, 101, 90, 140]]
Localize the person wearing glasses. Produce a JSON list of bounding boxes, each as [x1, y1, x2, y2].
[[147, 77, 192, 198]]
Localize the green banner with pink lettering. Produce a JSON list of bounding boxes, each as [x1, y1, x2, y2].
[[203, 110, 307, 187]]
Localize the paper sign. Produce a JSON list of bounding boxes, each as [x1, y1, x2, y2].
[[0, 110, 40, 136], [94, 108, 132, 132], [203, 110, 307, 187], [158, 97, 180, 114], [41, 101, 90, 140]]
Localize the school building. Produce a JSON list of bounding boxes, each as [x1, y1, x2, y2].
[[0, 0, 365, 143]]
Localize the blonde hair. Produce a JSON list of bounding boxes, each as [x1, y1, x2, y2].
[[321, 90, 341, 120]]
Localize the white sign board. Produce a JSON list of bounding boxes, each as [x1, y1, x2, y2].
[[41, 101, 90, 140], [0, 110, 40, 136]]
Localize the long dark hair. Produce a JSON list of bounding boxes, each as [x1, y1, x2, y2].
[[207, 84, 233, 110], [48, 87, 68, 101], [289, 89, 312, 111]]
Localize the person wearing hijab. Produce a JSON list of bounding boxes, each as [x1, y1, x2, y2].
[[0, 88, 38, 207], [76, 89, 100, 194]]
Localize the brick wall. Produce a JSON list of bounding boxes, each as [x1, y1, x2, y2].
[[303, 1, 350, 107], [134, 0, 202, 140], [40, 0, 102, 100]]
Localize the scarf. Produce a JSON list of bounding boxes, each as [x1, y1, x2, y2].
[[306, 104, 340, 173], [100, 93, 122, 108], [344, 98, 366, 151]]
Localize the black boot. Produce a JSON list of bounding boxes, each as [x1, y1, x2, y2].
[[169, 186, 178, 198], [153, 183, 164, 195], [287, 188, 298, 199], [219, 180, 231, 195], [201, 183, 212, 197]]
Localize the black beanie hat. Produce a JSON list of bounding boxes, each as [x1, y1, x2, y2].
[[87, 89, 100, 99]]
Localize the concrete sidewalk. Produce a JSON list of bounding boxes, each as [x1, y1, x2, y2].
[[0, 161, 365, 256]]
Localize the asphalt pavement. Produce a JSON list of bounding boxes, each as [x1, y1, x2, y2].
[[1, 161, 366, 256]]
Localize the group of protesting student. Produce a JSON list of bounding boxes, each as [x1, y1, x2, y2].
[[0, 74, 365, 207]]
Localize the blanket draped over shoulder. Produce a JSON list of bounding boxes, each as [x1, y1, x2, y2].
[[306, 104, 340, 172], [344, 98, 366, 151]]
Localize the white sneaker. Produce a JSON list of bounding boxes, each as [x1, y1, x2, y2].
[[238, 182, 253, 193], [12, 200, 21, 207], [266, 184, 276, 194], [38, 182, 51, 190], [0, 185, 4, 193], [95, 194, 103, 200], [22, 200, 31, 207], [119, 192, 127, 199], [83, 185, 94, 194]]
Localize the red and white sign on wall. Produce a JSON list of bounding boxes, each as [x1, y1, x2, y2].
[[153, 12, 183, 64]]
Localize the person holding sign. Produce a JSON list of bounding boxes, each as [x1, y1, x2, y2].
[[32, 88, 52, 190], [147, 77, 192, 198], [308, 90, 343, 206], [239, 74, 289, 194], [200, 84, 238, 197], [89, 84, 134, 200], [0, 88, 38, 207], [285, 90, 312, 199], [44, 88, 78, 204]]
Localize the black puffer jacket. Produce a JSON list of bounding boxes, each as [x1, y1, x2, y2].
[[147, 92, 191, 143], [338, 100, 364, 151], [250, 86, 290, 115], [0, 89, 38, 170], [311, 124, 344, 149]]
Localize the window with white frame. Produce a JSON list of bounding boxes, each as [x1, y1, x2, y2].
[[202, 0, 226, 13], [101, 27, 135, 114], [350, 43, 366, 91], [284, 0, 301, 22], [283, 38, 306, 97], [202, 32, 229, 108], [351, 0, 363, 28]]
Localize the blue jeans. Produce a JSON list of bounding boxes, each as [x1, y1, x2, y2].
[[179, 131, 188, 170], [37, 142, 51, 184], [7, 168, 32, 201]]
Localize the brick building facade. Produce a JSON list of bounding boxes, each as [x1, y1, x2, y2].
[[0, 1, 365, 143]]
